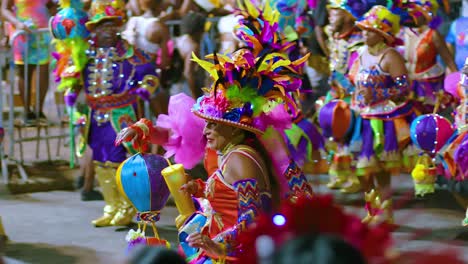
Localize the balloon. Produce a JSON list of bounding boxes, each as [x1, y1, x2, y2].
[[444, 72, 462, 99], [318, 99, 355, 142], [116, 153, 170, 215], [410, 114, 454, 155], [50, 7, 90, 40]]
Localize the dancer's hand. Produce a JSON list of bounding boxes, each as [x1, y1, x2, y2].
[[187, 232, 224, 257], [180, 180, 198, 195], [115, 127, 138, 146]]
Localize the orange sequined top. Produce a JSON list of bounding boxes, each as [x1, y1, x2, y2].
[[405, 28, 438, 75], [194, 145, 269, 238]]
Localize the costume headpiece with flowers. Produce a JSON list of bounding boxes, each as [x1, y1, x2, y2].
[[85, 0, 126, 30], [192, 0, 313, 198], [192, 0, 309, 135], [356, 5, 401, 45], [390, 0, 448, 29]]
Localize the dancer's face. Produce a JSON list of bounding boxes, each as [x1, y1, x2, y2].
[[203, 122, 237, 151], [362, 29, 384, 47], [328, 8, 350, 33], [93, 20, 121, 47]]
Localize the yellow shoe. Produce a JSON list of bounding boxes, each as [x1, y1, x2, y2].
[[362, 189, 380, 224], [340, 181, 362, 194], [92, 212, 116, 227], [371, 199, 394, 225], [110, 207, 136, 226]]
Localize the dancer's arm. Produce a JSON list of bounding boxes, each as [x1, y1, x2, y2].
[[187, 152, 264, 258], [433, 30, 458, 74], [115, 118, 170, 147], [1, 0, 31, 33]]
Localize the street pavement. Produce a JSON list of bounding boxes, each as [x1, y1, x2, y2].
[[1, 175, 467, 264]]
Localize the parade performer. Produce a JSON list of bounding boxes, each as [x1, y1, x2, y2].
[[117, 1, 313, 262], [442, 63, 468, 226], [399, 0, 457, 113], [348, 5, 416, 224], [51, 0, 161, 227], [320, 0, 369, 193], [237, 0, 327, 175]]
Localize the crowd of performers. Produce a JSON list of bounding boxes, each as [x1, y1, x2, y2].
[[1, 0, 468, 262]]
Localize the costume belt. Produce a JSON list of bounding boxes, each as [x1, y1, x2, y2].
[[86, 92, 138, 111]]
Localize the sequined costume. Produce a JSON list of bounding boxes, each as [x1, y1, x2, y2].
[[179, 146, 271, 263], [402, 27, 444, 107], [325, 26, 363, 103], [321, 25, 363, 192], [349, 46, 415, 176]]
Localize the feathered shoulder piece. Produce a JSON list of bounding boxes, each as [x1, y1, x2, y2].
[[191, 0, 309, 134], [237, 195, 395, 264]]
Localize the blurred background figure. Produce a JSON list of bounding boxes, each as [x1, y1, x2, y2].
[[1, 0, 57, 124]]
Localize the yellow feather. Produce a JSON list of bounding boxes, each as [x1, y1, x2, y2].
[[244, 0, 260, 18], [291, 53, 310, 67], [263, 0, 273, 22], [271, 59, 291, 71], [191, 52, 218, 79]]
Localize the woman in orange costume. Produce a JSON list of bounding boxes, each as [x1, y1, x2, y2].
[[116, 2, 313, 262], [400, 0, 457, 113]]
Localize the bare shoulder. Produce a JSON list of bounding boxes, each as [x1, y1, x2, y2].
[[223, 149, 263, 184]]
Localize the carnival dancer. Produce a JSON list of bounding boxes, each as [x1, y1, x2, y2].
[[441, 62, 468, 226], [55, 0, 161, 227], [348, 6, 416, 224], [117, 1, 313, 262], [320, 0, 370, 193], [234, 1, 328, 174], [400, 0, 457, 114]]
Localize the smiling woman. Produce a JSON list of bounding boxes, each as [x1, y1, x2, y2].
[[116, 1, 314, 263]]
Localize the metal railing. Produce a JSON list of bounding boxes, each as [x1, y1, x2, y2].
[[0, 28, 70, 183]]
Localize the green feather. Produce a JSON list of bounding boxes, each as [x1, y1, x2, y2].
[[225, 85, 267, 115]]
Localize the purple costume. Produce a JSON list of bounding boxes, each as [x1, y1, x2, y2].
[[83, 41, 159, 163]]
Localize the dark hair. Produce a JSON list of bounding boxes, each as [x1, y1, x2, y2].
[[128, 245, 187, 264], [273, 234, 366, 264], [181, 12, 206, 35], [244, 131, 280, 209]]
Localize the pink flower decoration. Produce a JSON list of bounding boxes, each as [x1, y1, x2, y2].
[[105, 6, 116, 16]]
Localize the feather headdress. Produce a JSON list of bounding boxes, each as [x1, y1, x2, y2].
[[192, 0, 309, 134]]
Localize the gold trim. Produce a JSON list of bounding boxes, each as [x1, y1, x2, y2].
[[192, 110, 264, 135]]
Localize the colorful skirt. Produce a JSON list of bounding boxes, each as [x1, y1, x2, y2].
[[356, 102, 417, 176], [11, 30, 50, 65]]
